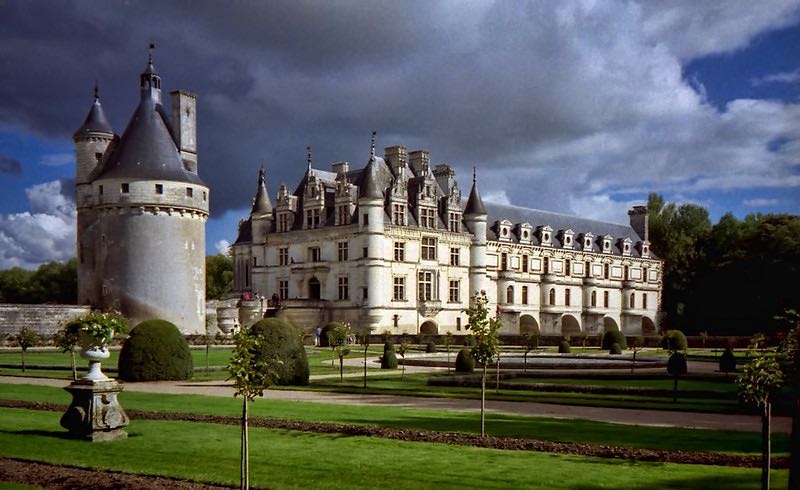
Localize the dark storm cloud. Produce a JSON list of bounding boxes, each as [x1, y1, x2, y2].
[[0, 155, 22, 175]]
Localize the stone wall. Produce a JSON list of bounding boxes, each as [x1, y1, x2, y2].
[[0, 304, 91, 337]]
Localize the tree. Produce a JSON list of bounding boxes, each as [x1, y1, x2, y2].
[[206, 254, 233, 300], [203, 315, 214, 372], [53, 322, 80, 380], [442, 332, 453, 372], [396, 340, 411, 380], [667, 352, 687, 403], [699, 330, 708, 349], [719, 347, 736, 377], [522, 333, 538, 373], [630, 336, 644, 373], [13, 327, 39, 373], [0, 259, 77, 304], [776, 309, 799, 489], [357, 329, 372, 389], [738, 355, 783, 490], [464, 290, 502, 437], [228, 328, 281, 490], [326, 323, 350, 381]]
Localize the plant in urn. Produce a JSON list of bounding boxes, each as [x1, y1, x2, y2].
[[65, 312, 128, 382]]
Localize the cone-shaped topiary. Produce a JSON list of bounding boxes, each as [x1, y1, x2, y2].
[[719, 347, 737, 374], [558, 340, 571, 353], [455, 348, 475, 372], [609, 342, 622, 355], [602, 330, 627, 350], [668, 351, 688, 376], [118, 319, 193, 381], [383, 341, 395, 353], [425, 341, 438, 353], [381, 349, 398, 369], [250, 317, 310, 386]]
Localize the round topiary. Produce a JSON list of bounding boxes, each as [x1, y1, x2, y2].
[[667, 352, 688, 376], [463, 334, 476, 347], [455, 348, 475, 372], [609, 342, 622, 355], [719, 347, 736, 374], [381, 349, 398, 369], [425, 341, 437, 353], [602, 330, 627, 350], [250, 318, 310, 386], [118, 319, 193, 381], [661, 330, 688, 351], [558, 340, 571, 353]]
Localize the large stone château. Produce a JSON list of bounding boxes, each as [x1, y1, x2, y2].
[[232, 137, 662, 337], [73, 55, 208, 333]]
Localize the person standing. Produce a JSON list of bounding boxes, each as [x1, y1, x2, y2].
[[315, 325, 322, 346]]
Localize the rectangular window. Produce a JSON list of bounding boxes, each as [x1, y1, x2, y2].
[[186, 187, 193, 197], [337, 242, 348, 261], [394, 242, 405, 262], [624, 265, 629, 280], [309, 247, 321, 262], [421, 237, 437, 261], [420, 207, 435, 228], [362, 287, 368, 300], [522, 255, 529, 273], [98, 185, 104, 195], [155, 184, 164, 194], [448, 280, 460, 303], [95, 152, 103, 162], [565, 259, 571, 276], [338, 276, 349, 300], [279, 213, 291, 232], [544, 257, 549, 273], [522, 286, 528, 305], [604, 264, 610, 279], [501, 253, 508, 270], [456, 317, 462, 331], [643, 293, 648, 309], [393, 276, 406, 301], [418, 271, 434, 301], [363, 213, 369, 225], [363, 246, 368, 258], [202, 191, 207, 201], [565, 288, 571, 306], [306, 209, 320, 229], [585, 261, 591, 277], [450, 247, 460, 266], [393, 204, 405, 225], [448, 212, 460, 232], [603, 290, 609, 308], [279, 280, 289, 300], [337, 205, 350, 226], [121, 183, 130, 193], [278, 247, 289, 265]]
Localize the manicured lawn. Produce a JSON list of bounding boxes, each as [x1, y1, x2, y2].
[[502, 376, 738, 393], [0, 383, 789, 456], [0, 407, 788, 489]]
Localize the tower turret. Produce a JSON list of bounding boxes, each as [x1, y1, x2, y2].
[[358, 132, 387, 329], [73, 83, 115, 185], [250, 165, 273, 243], [464, 168, 488, 298]]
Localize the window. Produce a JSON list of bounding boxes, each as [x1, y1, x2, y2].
[[506, 286, 514, 304], [155, 184, 163, 194], [604, 263, 610, 279], [448, 212, 460, 232], [363, 213, 369, 225], [543, 257, 549, 273], [565, 259, 571, 276], [337, 205, 350, 225], [338, 276, 349, 300], [278, 247, 289, 266], [521, 286, 528, 305], [203, 191, 207, 201], [393, 204, 405, 225], [603, 291, 609, 308], [549, 288, 555, 305], [624, 265, 629, 281], [121, 183, 129, 193], [95, 152, 103, 162], [522, 255, 529, 273], [420, 207, 436, 228], [337, 242, 348, 261], [279, 213, 291, 232], [306, 208, 320, 229], [394, 242, 405, 262], [449, 280, 460, 303], [500, 253, 508, 270], [186, 187, 193, 197], [309, 247, 321, 262], [252, 257, 257, 267], [362, 288, 368, 300], [363, 246, 368, 258], [643, 266, 649, 282], [565, 288, 571, 306], [629, 293, 635, 308], [279, 280, 288, 300], [591, 290, 597, 307], [393, 276, 406, 301], [450, 247, 460, 266], [643, 293, 648, 309], [421, 237, 437, 260], [98, 185, 104, 195], [456, 317, 462, 331], [585, 261, 591, 277], [418, 271, 434, 301]]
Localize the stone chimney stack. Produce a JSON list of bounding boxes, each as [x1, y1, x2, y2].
[[628, 205, 649, 242], [408, 149, 430, 177], [384, 145, 408, 177], [170, 90, 198, 174]]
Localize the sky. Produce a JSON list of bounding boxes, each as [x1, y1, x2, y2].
[[0, 0, 798, 269]]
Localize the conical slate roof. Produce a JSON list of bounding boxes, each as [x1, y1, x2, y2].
[[464, 171, 486, 215], [73, 97, 114, 139], [251, 166, 273, 214], [359, 155, 383, 199]]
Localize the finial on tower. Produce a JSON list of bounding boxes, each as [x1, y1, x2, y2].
[[370, 131, 376, 157], [258, 165, 265, 184], [472, 166, 477, 185], [306, 146, 312, 172], [93, 80, 99, 101], [148, 42, 155, 64]]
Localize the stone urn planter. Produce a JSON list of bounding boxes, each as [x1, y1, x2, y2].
[[79, 343, 111, 382]]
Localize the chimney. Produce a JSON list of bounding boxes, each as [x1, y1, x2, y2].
[[628, 205, 649, 241], [433, 164, 455, 195], [170, 90, 198, 174], [408, 149, 430, 177], [384, 145, 408, 177], [331, 161, 350, 174]]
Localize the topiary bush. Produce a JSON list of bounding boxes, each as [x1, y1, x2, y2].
[[383, 341, 395, 353], [661, 330, 688, 351], [719, 347, 736, 375], [250, 317, 309, 386], [463, 334, 476, 347], [455, 348, 475, 372], [319, 322, 343, 348], [602, 330, 627, 350], [667, 351, 688, 376], [425, 341, 437, 353], [558, 340, 571, 353], [381, 349, 398, 369], [118, 319, 193, 381], [609, 342, 622, 355]]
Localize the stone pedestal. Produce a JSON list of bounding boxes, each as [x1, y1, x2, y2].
[[60, 380, 129, 441]]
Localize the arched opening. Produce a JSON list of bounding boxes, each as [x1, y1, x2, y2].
[[603, 316, 619, 332], [420, 320, 438, 336], [641, 316, 657, 336], [549, 288, 556, 305], [519, 315, 539, 335], [629, 293, 635, 308], [591, 290, 597, 307], [506, 286, 514, 304], [308, 277, 321, 300], [561, 314, 581, 337]]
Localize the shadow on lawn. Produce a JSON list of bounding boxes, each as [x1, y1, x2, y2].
[[1, 428, 140, 440], [575, 473, 770, 490]]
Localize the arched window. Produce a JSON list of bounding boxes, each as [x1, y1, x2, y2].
[[629, 293, 635, 308], [591, 291, 597, 307], [603, 291, 609, 308], [549, 288, 556, 305], [506, 286, 514, 304], [564, 288, 571, 306]]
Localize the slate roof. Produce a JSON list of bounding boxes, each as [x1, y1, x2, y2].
[[74, 97, 114, 138]]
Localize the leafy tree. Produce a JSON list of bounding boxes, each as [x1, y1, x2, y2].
[[228, 328, 281, 490], [206, 254, 233, 300], [776, 309, 799, 489], [13, 327, 39, 373], [464, 290, 502, 437], [522, 333, 539, 373], [667, 352, 687, 403], [357, 329, 371, 389], [737, 355, 783, 490], [442, 332, 453, 372], [53, 322, 80, 380], [326, 323, 351, 381], [630, 336, 645, 373], [0, 259, 77, 304], [719, 347, 736, 377], [396, 340, 411, 380]]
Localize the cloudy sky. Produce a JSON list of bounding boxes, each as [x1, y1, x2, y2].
[[1, 0, 798, 268]]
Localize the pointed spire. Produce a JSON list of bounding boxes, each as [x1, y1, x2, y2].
[[464, 166, 486, 216], [360, 153, 382, 200], [251, 164, 273, 215], [306, 146, 312, 173], [73, 82, 114, 139]]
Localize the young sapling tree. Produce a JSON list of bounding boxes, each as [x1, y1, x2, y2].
[[13, 327, 39, 373], [397, 340, 411, 380], [464, 290, 502, 437], [54, 322, 80, 380], [443, 331, 453, 372], [327, 323, 351, 381], [631, 336, 644, 373]]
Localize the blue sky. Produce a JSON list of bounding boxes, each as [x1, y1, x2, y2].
[[0, 1, 798, 268]]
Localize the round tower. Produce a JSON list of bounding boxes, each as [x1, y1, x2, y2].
[[358, 133, 386, 329], [250, 165, 274, 243], [464, 168, 488, 301], [82, 54, 209, 333]]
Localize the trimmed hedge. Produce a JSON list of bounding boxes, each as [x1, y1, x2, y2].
[[719, 348, 736, 374], [667, 352, 688, 376], [118, 319, 192, 381], [455, 348, 475, 372], [602, 330, 627, 350], [661, 330, 688, 351], [609, 342, 622, 355], [425, 341, 438, 353], [558, 340, 571, 353], [250, 318, 309, 386], [381, 349, 398, 369]]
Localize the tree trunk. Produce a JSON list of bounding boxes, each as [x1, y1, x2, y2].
[[363, 346, 368, 389], [495, 356, 500, 394], [761, 403, 771, 490], [631, 350, 636, 374], [481, 363, 487, 437], [21, 350, 26, 373], [523, 353, 527, 373], [206, 345, 210, 372], [241, 398, 249, 490], [70, 350, 77, 381], [673, 375, 678, 403], [401, 357, 405, 380], [339, 355, 344, 381], [447, 346, 451, 372]]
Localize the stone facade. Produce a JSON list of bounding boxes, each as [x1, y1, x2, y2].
[[232, 142, 662, 337], [74, 57, 208, 334], [0, 304, 91, 337]]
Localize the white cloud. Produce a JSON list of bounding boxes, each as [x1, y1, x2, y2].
[[0, 180, 76, 269], [39, 153, 73, 166], [743, 198, 779, 207], [482, 190, 511, 206], [214, 239, 231, 255], [751, 69, 800, 86]]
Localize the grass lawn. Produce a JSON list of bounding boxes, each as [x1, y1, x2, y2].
[[0, 407, 788, 489], [501, 376, 738, 393], [0, 383, 789, 456]]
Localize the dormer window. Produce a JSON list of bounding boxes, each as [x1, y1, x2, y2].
[[579, 232, 594, 252], [601, 235, 613, 253], [559, 229, 575, 249], [496, 220, 512, 241], [448, 211, 461, 232], [618, 237, 632, 256], [516, 223, 533, 244], [538, 225, 553, 246]]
